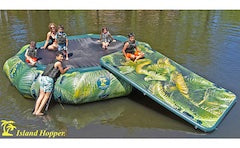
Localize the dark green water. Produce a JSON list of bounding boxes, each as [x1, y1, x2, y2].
[[0, 10, 240, 137]]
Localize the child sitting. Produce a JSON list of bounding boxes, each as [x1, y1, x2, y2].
[[56, 25, 69, 60], [25, 41, 38, 66], [122, 33, 144, 62], [98, 27, 115, 50]]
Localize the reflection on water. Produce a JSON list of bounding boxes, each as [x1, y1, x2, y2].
[[1, 10, 240, 137]]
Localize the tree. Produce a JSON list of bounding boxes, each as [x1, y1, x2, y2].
[[1, 120, 16, 136]]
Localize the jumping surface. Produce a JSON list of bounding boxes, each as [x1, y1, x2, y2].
[[100, 42, 237, 132], [37, 37, 124, 68]]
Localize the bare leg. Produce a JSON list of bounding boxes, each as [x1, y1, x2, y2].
[[35, 92, 51, 116], [102, 42, 105, 49], [28, 63, 34, 66], [65, 51, 69, 60], [105, 42, 109, 49], [130, 55, 136, 61], [33, 89, 45, 115], [47, 43, 58, 50], [30, 61, 36, 66], [26, 58, 35, 66], [134, 53, 144, 62]]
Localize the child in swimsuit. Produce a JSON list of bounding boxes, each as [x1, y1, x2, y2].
[[33, 51, 70, 116], [98, 27, 115, 50], [56, 25, 69, 60], [122, 33, 144, 62], [25, 41, 38, 66]]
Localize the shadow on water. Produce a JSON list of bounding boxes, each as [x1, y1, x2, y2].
[[1, 10, 240, 137]]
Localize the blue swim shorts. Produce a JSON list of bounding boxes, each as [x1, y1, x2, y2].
[[58, 44, 67, 51], [40, 76, 54, 92]]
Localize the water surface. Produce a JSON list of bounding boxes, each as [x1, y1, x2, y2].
[[0, 10, 240, 137]]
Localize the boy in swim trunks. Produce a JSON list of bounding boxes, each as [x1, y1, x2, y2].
[[122, 33, 144, 62], [56, 25, 69, 60], [33, 51, 70, 116]]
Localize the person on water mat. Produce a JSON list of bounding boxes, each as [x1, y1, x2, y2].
[[122, 33, 144, 62], [41, 23, 58, 50], [56, 25, 69, 60], [25, 41, 38, 66], [98, 27, 116, 49], [33, 51, 70, 116]]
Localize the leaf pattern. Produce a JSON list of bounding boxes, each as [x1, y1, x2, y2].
[[101, 42, 236, 129]]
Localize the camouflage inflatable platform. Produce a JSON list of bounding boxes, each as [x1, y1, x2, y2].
[[100, 41, 236, 132]]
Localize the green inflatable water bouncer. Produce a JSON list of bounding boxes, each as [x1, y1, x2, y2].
[[3, 34, 132, 104], [3, 33, 236, 132]]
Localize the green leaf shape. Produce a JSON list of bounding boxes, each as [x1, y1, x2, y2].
[[3, 56, 23, 82], [101, 40, 236, 129], [53, 69, 131, 104], [137, 43, 154, 54], [143, 71, 167, 81], [119, 66, 135, 74], [146, 64, 169, 74]]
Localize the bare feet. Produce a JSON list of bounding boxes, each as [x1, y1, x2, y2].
[[35, 112, 44, 116], [134, 59, 138, 62], [33, 111, 44, 116]]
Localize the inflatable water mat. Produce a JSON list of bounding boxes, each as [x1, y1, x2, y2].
[[3, 34, 132, 104], [100, 41, 237, 132]]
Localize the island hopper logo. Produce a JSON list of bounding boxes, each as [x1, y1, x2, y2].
[[1, 120, 16, 136], [1, 120, 66, 138], [97, 76, 110, 90]]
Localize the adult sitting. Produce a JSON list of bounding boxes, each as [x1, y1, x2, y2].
[[41, 23, 58, 50]]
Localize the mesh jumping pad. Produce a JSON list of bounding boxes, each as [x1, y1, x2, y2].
[[37, 38, 124, 68]]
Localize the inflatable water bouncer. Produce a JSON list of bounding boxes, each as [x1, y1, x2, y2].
[[3, 34, 132, 104], [3, 34, 236, 132]]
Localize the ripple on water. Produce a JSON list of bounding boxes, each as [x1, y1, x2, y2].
[[1, 10, 240, 137]]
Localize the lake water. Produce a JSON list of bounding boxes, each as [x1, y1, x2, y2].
[[0, 10, 240, 137]]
